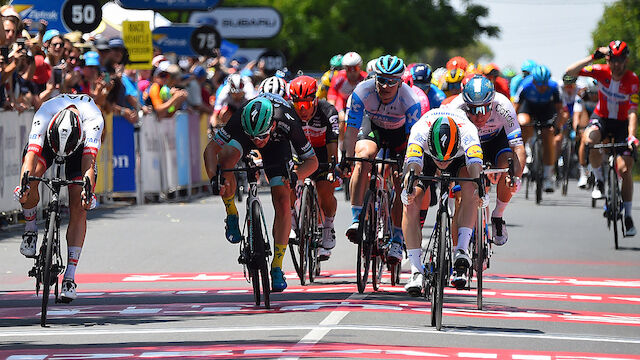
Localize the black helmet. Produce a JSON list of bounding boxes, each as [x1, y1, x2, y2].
[[47, 106, 83, 158]]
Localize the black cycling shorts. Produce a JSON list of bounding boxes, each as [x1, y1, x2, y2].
[[482, 129, 512, 166], [588, 116, 633, 157], [518, 100, 556, 127], [418, 156, 466, 190], [357, 121, 407, 158], [257, 140, 295, 187], [310, 146, 333, 182], [23, 144, 84, 180]]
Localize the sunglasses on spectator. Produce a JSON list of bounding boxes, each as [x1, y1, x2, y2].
[[51, 42, 63, 48], [376, 76, 401, 86], [466, 103, 492, 115]]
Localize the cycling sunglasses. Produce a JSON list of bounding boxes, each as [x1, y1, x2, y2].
[[293, 98, 315, 111], [467, 103, 492, 115], [376, 76, 401, 86], [250, 130, 271, 141]]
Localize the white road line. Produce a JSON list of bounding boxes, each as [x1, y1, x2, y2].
[[277, 293, 366, 360], [2, 324, 639, 345]]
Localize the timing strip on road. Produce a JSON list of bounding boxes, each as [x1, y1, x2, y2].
[[2, 285, 640, 305], [2, 342, 640, 359], [1, 298, 638, 326]]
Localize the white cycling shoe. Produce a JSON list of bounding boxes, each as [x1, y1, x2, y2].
[[321, 226, 336, 250], [543, 178, 555, 193], [404, 272, 423, 297], [20, 231, 37, 257], [318, 248, 331, 261], [491, 217, 508, 246], [592, 181, 604, 199], [577, 173, 589, 189], [60, 279, 77, 302]]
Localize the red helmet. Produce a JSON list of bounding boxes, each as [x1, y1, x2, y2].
[[446, 56, 468, 71], [289, 75, 317, 101], [402, 67, 413, 86], [609, 40, 629, 58]]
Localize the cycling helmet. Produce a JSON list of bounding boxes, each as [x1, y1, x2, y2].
[[375, 55, 405, 77], [241, 97, 274, 138], [329, 54, 343, 70], [289, 75, 317, 100], [531, 65, 551, 85], [411, 63, 432, 84], [443, 68, 466, 95], [428, 116, 460, 162], [562, 73, 577, 85], [521, 59, 537, 74], [462, 75, 495, 106], [402, 68, 413, 86], [446, 56, 468, 71], [47, 106, 84, 158], [227, 73, 244, 93], [342, 52, 362, 67], [608, 40, 629, 58], [366, 58, 378, 74], [259, 76, 288, 98]]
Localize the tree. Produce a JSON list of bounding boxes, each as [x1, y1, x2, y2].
[[592, 0, 640, 78]]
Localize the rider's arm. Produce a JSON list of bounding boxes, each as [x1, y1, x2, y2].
[[288, 109, 319, 179], [565, 46, 609, 77], [344, 92, 364, 157], [326, 106, 340, 161]]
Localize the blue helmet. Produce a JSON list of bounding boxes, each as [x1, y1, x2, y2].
[[462, 75, 495, 106], [531, 65, 551, 85], [375, 55, 405, 77], [521, 59, 537, 74], [411, 63, 432, 84]]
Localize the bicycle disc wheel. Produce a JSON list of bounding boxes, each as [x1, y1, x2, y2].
[[356, 191, 375, 294], [251, 202, 270, 308], [610, 167, 619, 249], [432, 210, 448, 330], [41, 210, 57, 327]]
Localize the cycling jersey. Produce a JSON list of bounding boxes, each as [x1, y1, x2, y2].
[[509, 73, 526, 99], [405, 108, 483, 169], [346, 78, 422, 133], [445, 92, 523, 147], [573, 94, 596, 116], [301, 99, 339, 148], [28, 94, 104, 160], [214, 76, 256, 112], [316, 70, 338, 100], [560, 86, 579, 117], [327, 69, 368, 112], [410, 85, 430, 115], [579, 64, 639, 121], [425, 84, 446, 108], [513, 76, 561, 105]]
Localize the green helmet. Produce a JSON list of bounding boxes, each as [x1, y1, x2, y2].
[[330, 54, 343, 70], [241, 97, 274, 137]]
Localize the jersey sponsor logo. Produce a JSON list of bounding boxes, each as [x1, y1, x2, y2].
[[583, 65, 593, 73], [277, 121, 291, 132], [406, 143, 423, 158], [29, 133, 40, 140], [466, 144, 483, 159], [349, 101, 363, 113], [630, 94, 639, 105]]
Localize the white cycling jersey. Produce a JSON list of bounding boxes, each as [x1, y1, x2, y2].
[[345, 78, 422, 132], [406, 108, 483, 169], [445, 92, 523, 146], [28, 93, 104, 158], [214, 76, 256, 111]]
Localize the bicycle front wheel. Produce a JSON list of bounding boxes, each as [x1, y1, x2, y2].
[[41, 210, 57, 327], [296, 186, 314, 285], [609, 166, 620, 249], [534, 139, 543, 204], [250, 202, 270, 308], [432, 210, 448, 330], [356, 191, 375, 294], [475, 207, 485, 310]]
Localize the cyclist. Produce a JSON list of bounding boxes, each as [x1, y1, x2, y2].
[[258, 76, 289, 99], [316, 55, 343, 100], [343, 54, 422, 264], [409, 63, 446, 109], [513, 65, 563, 192], [510, 60, 537, 101], [211, 73, 256, 128], [402, 67, 431, 115], [401, 108, 485, 294], [289, 75, 340, 261], [482, 63, 510, 99], [440, 68, 466, 104], [565, 40, 639, 235], [574, 78, 599, 188], [203, 94, 319, 291], [555, 74, 580, 178], [446, 75, 525, 245], [15, 94, 104, 302]]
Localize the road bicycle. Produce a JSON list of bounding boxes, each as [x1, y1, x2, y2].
[[406, 168, 484, 331], [592, 141, 634, 249], [345, 153, 402, 293], [21, 162, 91, 327], [524, 122, 545, 204], [219, 154, 274, 308], [557, 125, 578, 196]]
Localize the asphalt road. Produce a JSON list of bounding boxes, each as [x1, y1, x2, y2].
[[1, 181, 639, 359]]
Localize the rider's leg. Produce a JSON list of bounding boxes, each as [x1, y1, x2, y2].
[[519, 113, 533, 145], [65, 184, 86, 281], [19, 154, 47, 257], [391, 173, 404, 242], [402, 187, 426, 274], [348, 140, 376, 230], [618, 155, 634, 215], [542, 126, 556, 179], [317, 180, 337, 250], [271, 183, 292, 272], [215, 145, 242, 243], [585, 126, 604, 182], [456, 166, 478, 253], [419, 186, 431, 228]]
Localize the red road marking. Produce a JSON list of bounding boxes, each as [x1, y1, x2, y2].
[[1, 342, 639, 359], [0, 298, 638, 326]]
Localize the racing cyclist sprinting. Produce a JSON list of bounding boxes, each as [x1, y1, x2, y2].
[[401, 108, 486, 294], [343, 55, 422, 264]]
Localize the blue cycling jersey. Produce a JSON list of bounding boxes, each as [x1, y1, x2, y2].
[[426, 84, 446, 108], [514, 76, 561, 104], [509, 74, 525, 98]]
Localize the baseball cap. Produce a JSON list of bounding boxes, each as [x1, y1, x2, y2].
[[84, 51, 100, 67], [42, 29, 60, 45], [108, 37, 125, 49], [94, 38, 110, 51]]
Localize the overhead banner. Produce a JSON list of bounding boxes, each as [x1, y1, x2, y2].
[[116, 0, 220, 11], [12, 0, 102, 33], [189, 7, 282, 39], [152, 25, 220, 57], [122, 21, 153, 70]]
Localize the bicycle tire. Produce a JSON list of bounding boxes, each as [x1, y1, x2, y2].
[[610, 166, 619, 249], [297, 186, 313, 286], [390, 263, 400, 286], [41, 210, 57, 327], [561, 140, 572, 196], [307, 188, 320, 284], [525, 172, 530, 199], [371, 250, 380, 291], [433, 210, 448, 330], [356, 190, 375, 294], [251, 201, 270, 308], [475, 207, 484, 310], [535, 139, 543, 204]]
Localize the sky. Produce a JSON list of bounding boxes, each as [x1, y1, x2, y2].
[[450, 0, 618, 80]]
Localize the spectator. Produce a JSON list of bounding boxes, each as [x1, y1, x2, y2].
[[148, 62, 187, 118], [108, 37, 128, 68], [94, 38, 111, 68], [185, 65, 213, 115]]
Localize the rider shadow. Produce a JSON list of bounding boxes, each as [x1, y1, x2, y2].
[[616, 245, 640, 251], [444, 324, 544, 334]]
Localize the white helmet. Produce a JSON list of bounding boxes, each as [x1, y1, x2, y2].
[[48, 106, 84, 158], [342, 52, 362, 67], [227, 73, 245, 93], [259, 76, 288, 98], [366, 58, 378, 74]]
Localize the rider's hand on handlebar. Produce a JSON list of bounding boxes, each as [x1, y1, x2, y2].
[[14, 185, 29, 203], [506, 175, 521, 194], [474, 189, 490, 208], [210, 175, 221, 195], [627, 135, 639, 148]]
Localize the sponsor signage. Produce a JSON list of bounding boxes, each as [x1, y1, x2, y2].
[[122, 21, 153, 70], [152, 25, 220, 57], [13, 0, 102, 33], [116, 0, 220, 11], [189, 7, 282, 39]]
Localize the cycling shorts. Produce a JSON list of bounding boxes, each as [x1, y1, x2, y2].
[[257, 140, 295, 187], [589, 116, 633, 157], [482, 129, 513, 166], [22, 143, 89, 181], [518, 100, 556, 127], [357, 121, 407, 158], [417, 156, 466, 190], [310, 146, 333, 183]]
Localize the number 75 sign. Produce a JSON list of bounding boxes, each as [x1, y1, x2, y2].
[[152, 25, 221, 57]]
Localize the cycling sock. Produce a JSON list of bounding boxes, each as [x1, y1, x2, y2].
[[543, 165, 553, 179], [456, 227, 473, 252], [272, 243, 287, 269], [624, 202, 633, 218], [323, 216, 334, 228], [592, 166, 604, 182], [351, 206, 362, 223], [407, 248, 423, 274], [392, 226, 404, 244], [222, 194, 238, 216], [64, 246, 82, 280], [492, 199, 508, 219], [23, 207, 37, 232]]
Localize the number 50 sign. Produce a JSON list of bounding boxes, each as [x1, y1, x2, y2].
[[62, 0, 102, 33]]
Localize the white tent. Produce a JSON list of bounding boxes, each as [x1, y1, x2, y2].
[[92, 1, 172, 37]]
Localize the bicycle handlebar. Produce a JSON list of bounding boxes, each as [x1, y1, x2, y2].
[[406, 168, 485, 198], [592, 142, 630, 150]]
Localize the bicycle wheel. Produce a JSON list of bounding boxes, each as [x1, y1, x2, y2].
[[296, 186, 313, 286], [432, 210, 448, 330], [475, 207, 484, 310], [356, 191, 375, 294], [250, 201, 270, 308], [344, 177, 351, 201], [534, 139, 543, 204], [307, 190, 320, 284], [609, 166, 620, 249], [40, 210, 57, 327], [561, 139, 573, 196]]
